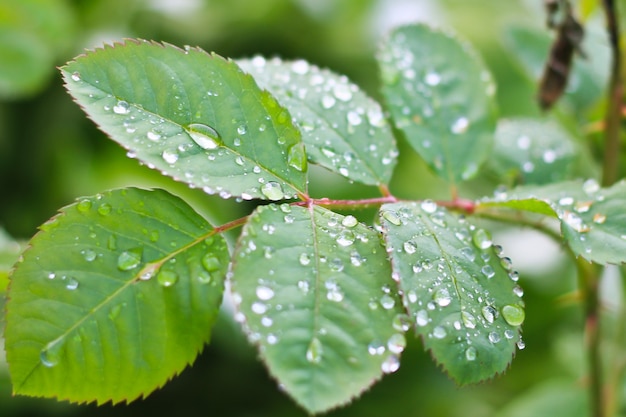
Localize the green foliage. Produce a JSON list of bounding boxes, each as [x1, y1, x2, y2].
[[3, 8, 626, 417], [5, 188, 228, 403]]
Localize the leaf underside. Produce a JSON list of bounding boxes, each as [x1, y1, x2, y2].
[[237, 57, 398, 186], [378, 23, 497, 184], [230, 204, 404, 414], [380, 202, 524, 384], [61, 40, 307, 201], [5, 188, 229, 404]]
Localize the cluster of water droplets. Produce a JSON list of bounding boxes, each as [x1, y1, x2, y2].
[[380, 201, 526, 363], [238, 56, 398, 185]]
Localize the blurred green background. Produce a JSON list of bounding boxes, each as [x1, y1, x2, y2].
[[0, 0, 623, 416]]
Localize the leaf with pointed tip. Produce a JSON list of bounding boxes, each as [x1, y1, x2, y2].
[[61, 40, 307, 201], [379, 202, 524, 384], [5, 188, 228, 404], [237, 57, 398, 186], [478, 180, 626, 264], [490, 118, 577, 185], [378, 24, 497, 184], [230, 204, 404, 414]]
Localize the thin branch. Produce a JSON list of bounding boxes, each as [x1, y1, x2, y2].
[[601, 0, 623, 186]]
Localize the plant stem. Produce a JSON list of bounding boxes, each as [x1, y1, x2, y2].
[[577, 258, 604, 417], [601, 0, 623, 187]]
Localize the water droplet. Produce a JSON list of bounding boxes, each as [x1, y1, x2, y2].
[[117, 247, 143, 271], [113, 100, 131, 115], [543, 149, 557, 163], [342, 215, 358, 228], [433, 288, 452, 307], [81, 249, 96, 262], [147, 130, 161, 141], [382, 210, 402, 226], [481, 305, 497, 323], [97, 203, 112, 216], [187, 123, 222, 150], [162, 149, 179, 164], [325, 280, 344, 302], [416, 310, 429, 326], [368, 341, 386, 355], [299, 253, 311, 266], [261, 182, 284, 201], [333, 84, 352, 101], [420, 199, 437, 213], [65, 277, 79, 290], [107, 235, 117, 250], [70, 71, 81, 82], [593, 213, 606, 224], [387, 333, 406, 354], [256, 285, 275, 301], [424, 71, 441, 86], [108, 304, 122, 321], [460, 246, 476, 261], [481, 265, 495, 279], [157, 270, 178, 287], [488, 331, 501, 343], [462, 346, 477, 361], [381, 354, 400, 373], [583, 179, 600, 194], [472, 229, 492, 250], [267, 333, 278, 345], [335, 230, 354, 247], [562, 211, 589, 233], [502, 304, 525, 326], [504, 329, 515, 339], [517, 339, 526, 349], [513, 285, 524, 297], [392, 314, 411, 332], [297, 280, 310, 293], [261, 316, 273, 327], [380, 294, 396, 309], [77, 199, 92, 212], [306, 337, 323, 364], [202, 255, 220, 272], [347, 111, 362, 126], [451, 117, 469, 134], [321, 95, 336, 109], [287, 142, 307, 172], [461, 311, 477, 329], [432, 326, 447, 339], [403, 240, 417, 254], [40, 340, 63, 367], [251, 302, 267, 315]]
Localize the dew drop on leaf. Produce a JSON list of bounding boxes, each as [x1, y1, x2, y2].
[[481, 265, 495, 279], [416, 310, 429, 326], [81, 249, 96, 262], [392, 314, 411, 332], [387, 333, 406, 354], [380, 294, 396, 310], [433, 288, 452, 307], [336, 230, 355, 247], [261, 182, 284, 201], [465, 346, 477, 361], [287, 142, 307, 172], [162, 149, 179, 164], [420, 199, 437, 214], [201, 253, 222, 272], [461, 311, 477, 329], [256, 285, 275, 301], [65, 277, 79, 290], [40, 339, 64, 368], [381, 354, 400, 374], [157, 270, 178, 287], [299, 253, 311, 266], [97, 203, 112, 216], [432, 326, 447, 339], [472, 228, 492, 250], [117, 247, 143, 271], [403, 240, 417, 254], [187, 123, 222, 150], [113, 100, 131, 115], [70, 71, 81, 82], [251, 302, 267, 315], [501, 304, 525, 326], [451, 116, 469, 134], [306, 337, 323, 364], [488, 331, 501, 343], [76, 199, 92, 213], [382, 210, 402, 226], [368, 341, 385, 355], [481, 305, 497, 323]]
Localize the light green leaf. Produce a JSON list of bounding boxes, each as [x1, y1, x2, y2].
[[0, 228, 22, 293], [61, 40, 307, 201], [380, 202, 524, 384], [378, 24, 497, 184], [231, 204, 404, 414], [478, 180, 626, 264], [5, 188, 228, 404], [237, 57, 398, 186], [491, 118, 577, 185]]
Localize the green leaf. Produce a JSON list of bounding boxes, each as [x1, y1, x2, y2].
[[379, 202, 524, 384], [5, 188, 228, 404], [504, 25, 609, 111], [478, 180, 626, 264], [61, 40, 307, 201], [491, 118, 577, 185], [237, 57, 398, 186], [0, 228, 22, 293], [230, 204, 404, 414], [378, 23, 497, 184]]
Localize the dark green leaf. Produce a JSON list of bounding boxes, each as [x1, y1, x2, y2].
[[5, 188, 228, 403], [378, 23, 497, 184], [380, 202, 524, 384], [491, 118, 577, 185], [231, 204, 404, 414], [237, 57, 398, 186], [61, 41, 307, 201]]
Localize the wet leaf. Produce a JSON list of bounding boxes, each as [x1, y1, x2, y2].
[[380, 202, 524, 384], [5, 188, 229, 403], [238, 57, 398, 186], [378, 23, 497, 184], [0, 228, 22, 293], [61, 41, 307, 201], [231, 204, 403, 414], [491, 118, 577, 185]]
